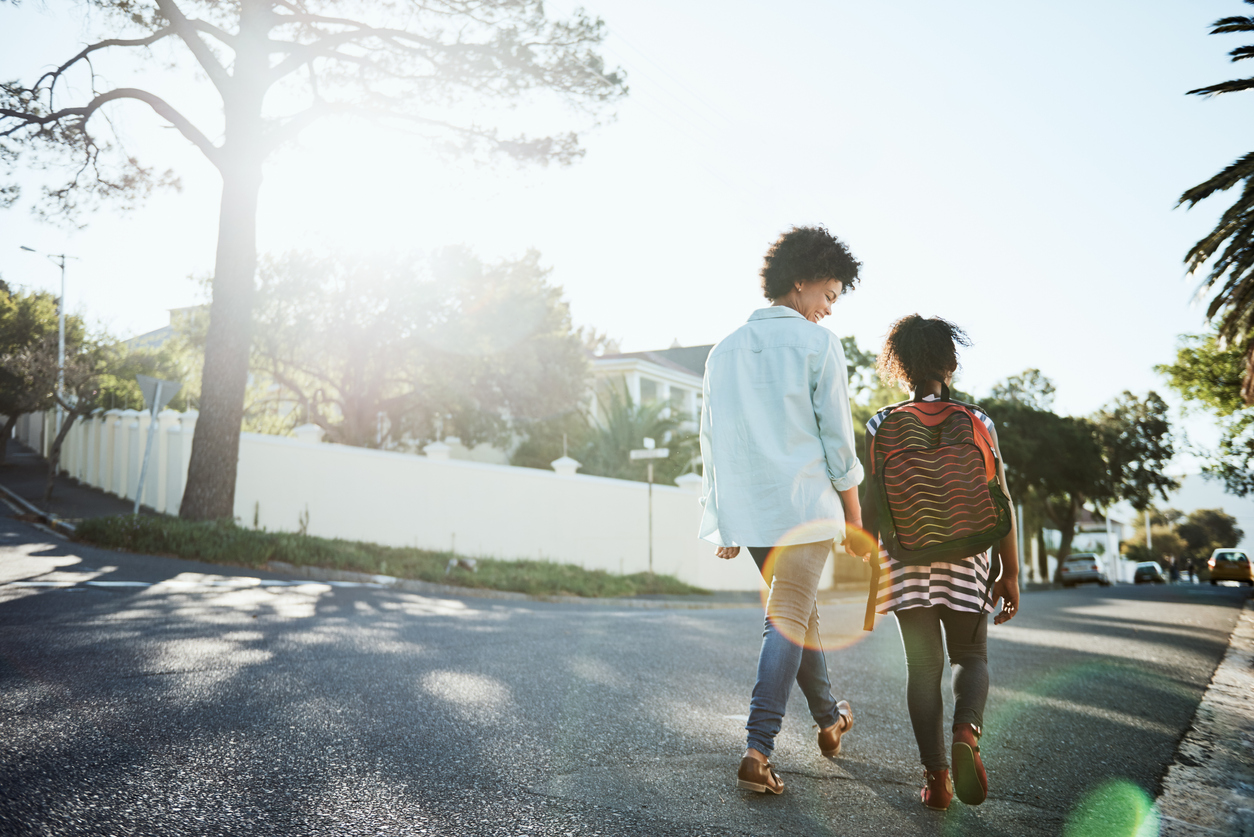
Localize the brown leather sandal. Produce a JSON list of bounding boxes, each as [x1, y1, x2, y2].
[[818, 700, 854, 757], [921, 768, 953, 810], [737, 756, 785, 794]]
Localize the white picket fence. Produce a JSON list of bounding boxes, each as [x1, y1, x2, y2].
[[14, 410, 770, 591]]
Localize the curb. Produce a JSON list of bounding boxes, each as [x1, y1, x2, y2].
[[1156, 595, 1254, 835], [0, 482, 77, 536]]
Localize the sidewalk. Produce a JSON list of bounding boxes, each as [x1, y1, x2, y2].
[[0, 441, 157, 521]]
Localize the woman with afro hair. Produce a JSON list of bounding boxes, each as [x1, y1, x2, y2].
[[698, 225, 869, 794], [867, 314, 1020, 811]]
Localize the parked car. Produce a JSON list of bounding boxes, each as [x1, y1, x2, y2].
[[1208, 549, 1253, 586], [1059, 553, 1111, 587], [1133, 561, 1166, 584]]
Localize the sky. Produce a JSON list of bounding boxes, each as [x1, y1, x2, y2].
[[0, 0, 1250, 478]]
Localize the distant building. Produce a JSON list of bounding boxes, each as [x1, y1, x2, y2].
[[123, 306, 207, 350], [590, 342, 712, 431]]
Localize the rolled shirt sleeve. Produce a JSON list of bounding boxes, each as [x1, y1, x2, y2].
[[812, 334, 865, 492]]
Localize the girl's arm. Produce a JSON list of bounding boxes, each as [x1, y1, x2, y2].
[[989, 423, 1020, 624]]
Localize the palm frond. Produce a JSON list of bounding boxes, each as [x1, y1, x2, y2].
[[1230, 45, 1254, 61], [1178, 151, 1254, 206], [1186, 77, 1254, 97], [1211, 15, 1254, 35]]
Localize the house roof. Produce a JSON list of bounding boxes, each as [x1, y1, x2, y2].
[[596, 344, 714, 378], [124, 325, 174, 349]]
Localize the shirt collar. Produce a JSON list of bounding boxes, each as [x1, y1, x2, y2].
[[748, 306, 807, 322]]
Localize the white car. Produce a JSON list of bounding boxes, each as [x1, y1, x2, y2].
[[1058, 553, 1111, 588]]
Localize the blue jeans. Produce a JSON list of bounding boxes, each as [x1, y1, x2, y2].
[[745, 542, 840, 757]]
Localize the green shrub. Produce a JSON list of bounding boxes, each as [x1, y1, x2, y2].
[[73, 515, 709, 599]]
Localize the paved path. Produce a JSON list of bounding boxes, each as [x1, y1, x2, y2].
[[0, 508, 1249, 836], [0, 441, 153, 521]]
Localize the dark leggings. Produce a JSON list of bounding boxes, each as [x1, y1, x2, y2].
[[894, 606, 989, 771]]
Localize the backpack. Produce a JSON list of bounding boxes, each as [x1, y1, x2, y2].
[[862, 385, 1011, 631]]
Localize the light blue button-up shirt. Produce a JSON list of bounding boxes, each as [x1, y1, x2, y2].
[[698, 306, 865, 548]]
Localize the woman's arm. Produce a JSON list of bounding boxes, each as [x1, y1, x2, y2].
[[812, 337, 865, 498]]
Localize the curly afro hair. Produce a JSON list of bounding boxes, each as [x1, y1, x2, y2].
[[760, 225, 861, 301], [877, 315, 972, 390]]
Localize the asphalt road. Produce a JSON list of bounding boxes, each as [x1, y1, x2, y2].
[[0, 510, 1248, 837]]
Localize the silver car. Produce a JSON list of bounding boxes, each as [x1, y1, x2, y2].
[[1059, 553, 1111, 587]]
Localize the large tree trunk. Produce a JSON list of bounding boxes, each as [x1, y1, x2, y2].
[[1054, 495, 1081, 570], [1036, 527, 1048, 582], [179, 6, 268, 521], [179, 165, 261, 520], [0, 413, 19, 466]]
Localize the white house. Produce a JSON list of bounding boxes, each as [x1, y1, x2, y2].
[[590, 343, 712, 431]]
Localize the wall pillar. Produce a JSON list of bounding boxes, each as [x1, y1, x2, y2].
[[153, 409, 180, 513], [625, 371, 641, 405], [125, 411, 142, 501], [106, 410, 126, 496]]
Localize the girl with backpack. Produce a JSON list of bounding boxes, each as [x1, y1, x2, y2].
[[863, 315, 1020, 810]]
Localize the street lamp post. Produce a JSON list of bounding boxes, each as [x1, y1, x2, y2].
[[19, 246, 74, 438], [629, 437, 669, 574]]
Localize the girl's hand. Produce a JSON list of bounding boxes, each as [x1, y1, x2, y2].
[[843, 519, 876, 562], [992, 576, 1020, 625], [716, 546, 740, 560]]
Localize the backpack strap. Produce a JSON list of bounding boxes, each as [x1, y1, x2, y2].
[[864, 555, 880, 632], [863, 428, 881, 632]]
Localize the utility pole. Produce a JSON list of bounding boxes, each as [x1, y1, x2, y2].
[[19, 247, 75, 440]]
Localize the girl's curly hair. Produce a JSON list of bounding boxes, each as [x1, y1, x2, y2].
[[877, 315, 972, 390], [760, 225, 861, 300]]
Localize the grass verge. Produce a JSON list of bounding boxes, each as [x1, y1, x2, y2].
[[73, 515, 711, 599]]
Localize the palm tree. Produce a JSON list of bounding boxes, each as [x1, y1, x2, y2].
[[1179, 3, 1254, 404], [579, 382, 697, 484]]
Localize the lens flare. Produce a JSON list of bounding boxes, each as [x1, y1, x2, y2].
[[756, 519, 877, 652], [1063, 780, 1159, 837]]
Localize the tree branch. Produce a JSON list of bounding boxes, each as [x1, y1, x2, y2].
[[2, 88, 222, 170], [33, 28, 180, 92], [152, 0, 232, 94]]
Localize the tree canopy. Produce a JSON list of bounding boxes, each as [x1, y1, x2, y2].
[[1177, 2, 1254, 403], [0, 285, 84, 462], [1176, 508, 1245, 565], [986, 373, 1175, 570], [1, 0, 626, 520], [1159, 329, 1254, 496], [250, 247, 590, 449]]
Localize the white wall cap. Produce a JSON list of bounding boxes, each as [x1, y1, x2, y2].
[[424, 441, 452, 460], [550, 456, 582, 476], [674, 472, 703, 492], [292, 423, 326, 445]]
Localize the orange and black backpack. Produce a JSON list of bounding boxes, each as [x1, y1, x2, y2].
[[862, 385, 1011, 630]]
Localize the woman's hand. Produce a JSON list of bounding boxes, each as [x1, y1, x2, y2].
[[716, 546, 740, 560], [992, 576, 1020, 625]]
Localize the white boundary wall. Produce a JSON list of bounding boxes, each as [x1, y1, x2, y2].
[[14, 410, 769, 591]]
